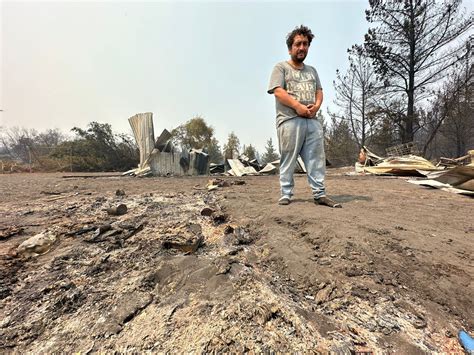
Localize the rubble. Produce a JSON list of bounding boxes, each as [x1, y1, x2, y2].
[[354, 145, 474, 196], [227, 159, 259, 176], [408, 165, 474, 196], [126, 113, 210, 176], [0, 172, 471, 353]]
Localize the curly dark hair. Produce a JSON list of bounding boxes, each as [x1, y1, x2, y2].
[[286, 25, 315, 49]]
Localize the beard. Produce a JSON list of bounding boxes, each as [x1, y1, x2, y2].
[[291, 51, 307, 63]]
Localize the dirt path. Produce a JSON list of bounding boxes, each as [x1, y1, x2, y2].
[[0, 171, 472, 352]]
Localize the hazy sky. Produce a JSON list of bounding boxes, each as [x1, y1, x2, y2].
[[1, 0, 472, 153]]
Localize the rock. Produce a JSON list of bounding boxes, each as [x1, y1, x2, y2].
[[17, 231, 57, 257], [107, 204, 127, 216], [201, 207, 215, 216], [115, 189, 126, 196]]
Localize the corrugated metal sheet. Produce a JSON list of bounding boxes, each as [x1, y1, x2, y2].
[[259, 163, 277, 174], [227, 159, 258, 176], [150, 151, 209, 176], [128, 113, 155, 170], [150, 152, 182, 175]]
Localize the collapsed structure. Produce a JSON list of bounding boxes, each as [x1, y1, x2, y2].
[[125, 113, 209, 176], [356, 143, 474, 196], [210, 156, 307, 177], [125, 112, 331, 177]]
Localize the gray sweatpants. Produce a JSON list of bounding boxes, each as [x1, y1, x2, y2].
[[277, 117, 326, 199]]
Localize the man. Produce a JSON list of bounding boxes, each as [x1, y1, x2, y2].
[[267, 25, 341, 208]]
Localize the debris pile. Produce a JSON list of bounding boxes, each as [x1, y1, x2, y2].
[[356, 145, 438, 176], [210, 155, 313, 177], [125, 113, 209, 177], [408, 164, 474, 196], [355, 145, 474, 196]]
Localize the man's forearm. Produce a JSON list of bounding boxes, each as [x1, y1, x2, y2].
[[273, 87, 301, 110], [273, 88, 311, 117]]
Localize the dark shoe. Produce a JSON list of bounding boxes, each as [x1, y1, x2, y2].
[[278, 197, 291, 205], [314, 196, 342, 208]]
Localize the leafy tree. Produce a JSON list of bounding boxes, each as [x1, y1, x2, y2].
[[261, 138, 279, 164], [207, 137, 224, 164], [325, 114, 359, 167], [172, 116, 214, 150], [52, 122, 138, 171], [223, 132, 240, 160], [242, 144, 257, 160], [171, 115, 225, 163], [364, 0, 472, 143]]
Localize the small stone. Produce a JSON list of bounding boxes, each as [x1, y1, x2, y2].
[[115, 189, 126, 196], [107, 204, 127, 216], [200, 207, 214, 216]]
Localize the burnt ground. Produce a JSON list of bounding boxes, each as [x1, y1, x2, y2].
[[0, 170, 472, 353]]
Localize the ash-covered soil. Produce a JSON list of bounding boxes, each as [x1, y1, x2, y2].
[[0, 171, 472, 353]]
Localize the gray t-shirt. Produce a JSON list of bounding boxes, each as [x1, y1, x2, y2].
[[268, 61, 322, 127]]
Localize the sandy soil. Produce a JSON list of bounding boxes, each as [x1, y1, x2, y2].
[[0, 170, 472, 353]]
